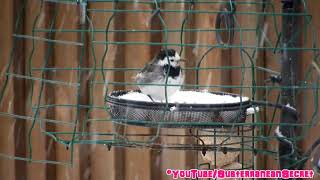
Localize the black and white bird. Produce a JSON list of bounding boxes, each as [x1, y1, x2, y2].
[[136, 49, 185, 101]]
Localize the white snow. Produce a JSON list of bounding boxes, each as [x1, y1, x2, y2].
[[116, 90, 249, 104], [118, 91, 153, 102]]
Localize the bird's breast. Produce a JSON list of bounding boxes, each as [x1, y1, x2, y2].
[[163, 65, 181, 78]]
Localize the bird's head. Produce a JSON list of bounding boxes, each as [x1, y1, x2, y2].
[[155, 49, 185, 67]]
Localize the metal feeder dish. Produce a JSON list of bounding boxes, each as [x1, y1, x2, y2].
[[106, 90, 255, 128]]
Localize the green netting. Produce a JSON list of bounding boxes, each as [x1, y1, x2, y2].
[[0, 0, 319, 171]]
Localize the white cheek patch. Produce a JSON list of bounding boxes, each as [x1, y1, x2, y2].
[[157, 52, 181, 67], [157, 58, 168, 66], [158, 57, 172, 66], [174, 52, 180, 61], [171, 53, 181, 67]]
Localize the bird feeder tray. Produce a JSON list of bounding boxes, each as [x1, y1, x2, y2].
[[106, 90, 255, 128]]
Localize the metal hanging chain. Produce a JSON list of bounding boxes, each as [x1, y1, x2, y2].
[[215, 0, 236, 47]]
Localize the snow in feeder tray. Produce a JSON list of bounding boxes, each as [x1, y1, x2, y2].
[[117, 90, 250, 104], [107, 90, 257, 128]]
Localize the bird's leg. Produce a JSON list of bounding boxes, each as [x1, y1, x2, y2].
[[147, 95, 155, 102]]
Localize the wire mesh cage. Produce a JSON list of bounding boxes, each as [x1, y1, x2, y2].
[[0, 0, 320, 177]]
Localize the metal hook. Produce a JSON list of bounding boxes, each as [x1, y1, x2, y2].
[[215, 1, 236, 48], [189, 129, 207, 156]]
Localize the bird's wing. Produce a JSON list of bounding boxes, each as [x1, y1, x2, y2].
[[136, 63, 164, 84]]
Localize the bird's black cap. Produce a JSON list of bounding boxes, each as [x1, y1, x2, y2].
[[156, 49, 176, 60]]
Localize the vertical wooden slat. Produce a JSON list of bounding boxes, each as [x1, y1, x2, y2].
[[42, 3, 57, 179], [192, 1, 224, 170], [192, 2, 223, 91], [150, 4, 162, 180], [255, 6, 268, 170], [108, 3, 127, 179], [230, 1, 259, 170], [112, 4, 127, 179], [77, 3, 92, 180], [264, 0, 282, 170], [24, 1, 56, 180], [231, 2, 258, 96], [88, 1, 126, 180], [123, 2, 152, 180], [0, 0, 16, 180], [160, 3, 196, 180], [87, 1, 112, 180], [13, 0, 27, 179], [53, 3, 80, 180]]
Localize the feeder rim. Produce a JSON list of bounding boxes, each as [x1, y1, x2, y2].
[[106, 89, 252, 111]]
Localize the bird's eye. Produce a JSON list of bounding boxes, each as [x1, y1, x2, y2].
[[170, 59, 174, 62]]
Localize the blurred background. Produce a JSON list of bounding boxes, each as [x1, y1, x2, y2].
[[0, 0, 320, 180]]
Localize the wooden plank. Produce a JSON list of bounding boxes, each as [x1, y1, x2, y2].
[[192, 1, 228, 170], [150, 4, 162, 180], [230, 1, 259, 170], [52, 3, 81, 180], [123, 2, 153, 180], [12, 0, 27, 179], [111, 5, 127, 179], [0, 0, 17, 180], [264, 0, 282, 170], [254, 2, 268, 169], [88, 1, 125, 180], [160, 3, 194, 180], [77, 3, 91, 180], [24, 1, 56, 180], [230, 2, 258, 96], [192, 3, 224, 89]]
